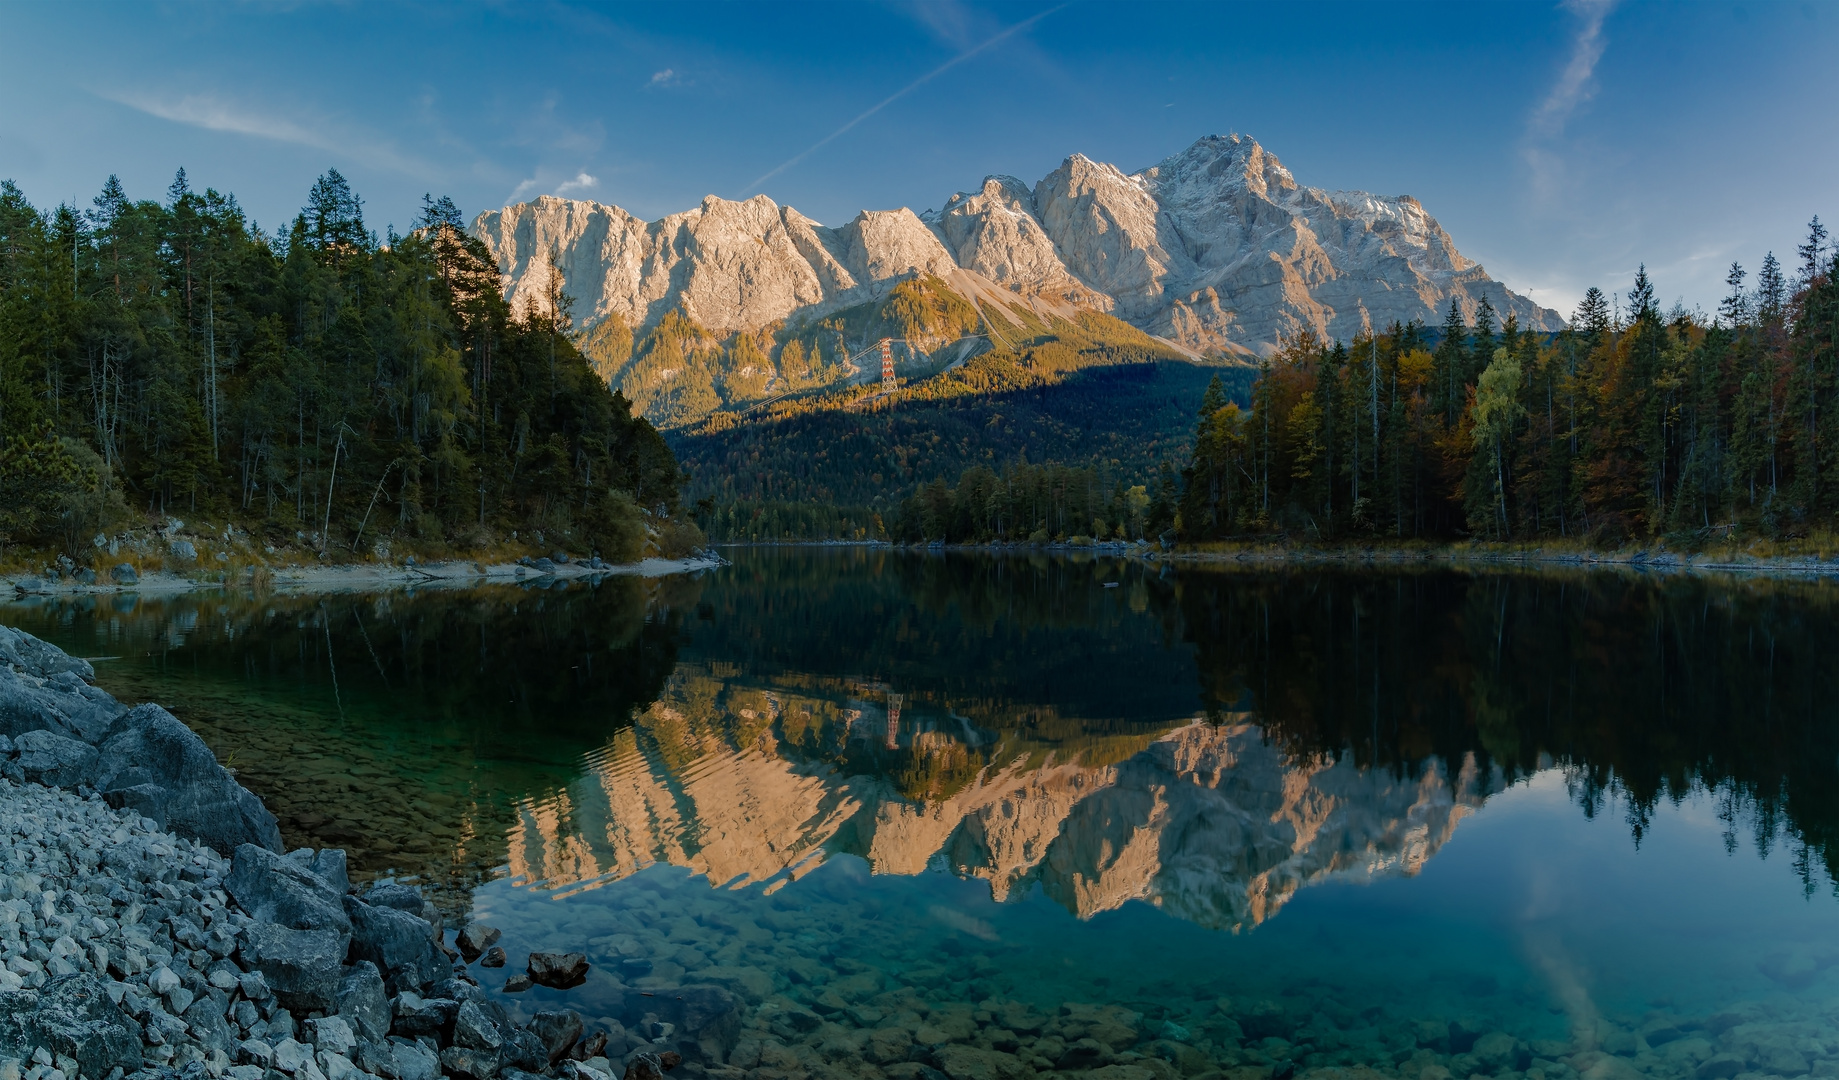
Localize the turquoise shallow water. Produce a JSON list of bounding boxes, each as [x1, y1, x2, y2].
[[8, 551, 1839, 1079]]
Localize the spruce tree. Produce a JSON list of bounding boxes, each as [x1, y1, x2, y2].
[[1575, 287, 1610, 343], [1628, 264, 1656, 322], [1799, 216, 1828, 288], [1720, 262, 1750, 327], [1469, 296, 1497, 390], [1434, 299, 1466, 425], [1759, 252, 1786, 322]]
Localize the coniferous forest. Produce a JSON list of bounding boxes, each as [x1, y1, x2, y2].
[[1175, 226, 1837, 547], [0, 170, 684, 564], [890, 221, 1837, 550]]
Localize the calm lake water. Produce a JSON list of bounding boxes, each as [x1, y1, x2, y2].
[[8, 550, 1839, 1080]]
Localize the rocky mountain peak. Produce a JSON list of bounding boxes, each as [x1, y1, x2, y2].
[[1139, 133, 1298, 202], [473, 134, 1561, 361]]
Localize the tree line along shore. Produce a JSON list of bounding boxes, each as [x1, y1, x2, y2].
[[0, 170, 698, 576], [694, 223, 1839, 556]]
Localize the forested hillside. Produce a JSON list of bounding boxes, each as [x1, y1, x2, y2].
[[1180, 230, 1835, 546], [577, 274, 994, 431], [671, 312, 1255, 541], [897, 221, 1838, 548], [0, 170, 685, 565]]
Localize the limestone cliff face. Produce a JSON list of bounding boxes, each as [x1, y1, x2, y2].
[[501, 709, 1493, 931], [1115, 135, 1531, 354], [471, 194, 957, 337], [474, 134, 1561, 357]]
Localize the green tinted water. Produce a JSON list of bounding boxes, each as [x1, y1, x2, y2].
[[8, 551, 1839, 1079]]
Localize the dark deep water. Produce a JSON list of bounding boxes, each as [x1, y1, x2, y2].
[[9, 550, 1839, 1078]]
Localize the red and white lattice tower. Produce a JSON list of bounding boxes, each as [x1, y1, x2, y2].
[[886, 693, 902, 750], [880, 338, 895, 393]]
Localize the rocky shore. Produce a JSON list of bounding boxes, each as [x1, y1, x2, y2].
[[0, 625, 697, 1080], [4, 555, 725, 600]]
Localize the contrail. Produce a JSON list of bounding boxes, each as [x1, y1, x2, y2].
[[739, 6, 1063, 197]]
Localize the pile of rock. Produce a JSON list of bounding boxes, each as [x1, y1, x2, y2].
[[0, 625, 650, 1080], [0, 774, 633, 1080]]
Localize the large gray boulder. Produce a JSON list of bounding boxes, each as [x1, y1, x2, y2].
[[0, 625, 283, 857], [346, 896, 446, 993], [0, 974, 144, 1076], [226, 844, 351, 934], [238, 923, 347, 1014], [94, 705, 283, 855], [8, 729, 99, 786], [0, 626, 95, 681], [0, 665, 126, 743], [0, 627, 122, 744], [285, 847, 351, 896]]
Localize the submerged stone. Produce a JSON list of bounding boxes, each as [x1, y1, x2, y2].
[[457, 923, 503, 962], [528, 951, 590, 989]]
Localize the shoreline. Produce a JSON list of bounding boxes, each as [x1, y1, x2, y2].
[[5, 555, 728, 600], [713, 538, 1839, 578], [1156, 543, 1839, 578]]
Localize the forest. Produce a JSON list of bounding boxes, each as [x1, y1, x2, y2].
[[895, 220, 1837, 549], [0, 170, 686, 565], [1174, 222, 1836, 546], [676, 312, 1253, 542]]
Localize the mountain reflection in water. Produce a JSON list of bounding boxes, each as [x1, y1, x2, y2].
[[505, 678, 1491, 931], [6, 549, 1839, 927]]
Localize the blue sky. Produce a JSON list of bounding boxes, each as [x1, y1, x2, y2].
[[3, 1, 1834, 317]]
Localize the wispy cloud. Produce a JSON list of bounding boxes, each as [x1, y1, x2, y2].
[[508, 177, 541, 202], [900, 0, 982, 50], [739, 5, 1064, 197], [1521, 1, 1617, 203], [99, 89, 432, 178], [555, 172, 599, 195], [1531, 0, 1614, 139], [648, 68, 679, 87]]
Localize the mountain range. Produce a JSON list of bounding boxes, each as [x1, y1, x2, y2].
[[473, 133, 1561, 363]]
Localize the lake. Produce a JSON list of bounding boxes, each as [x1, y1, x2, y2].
[[7, 549, 1839, 1080]]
